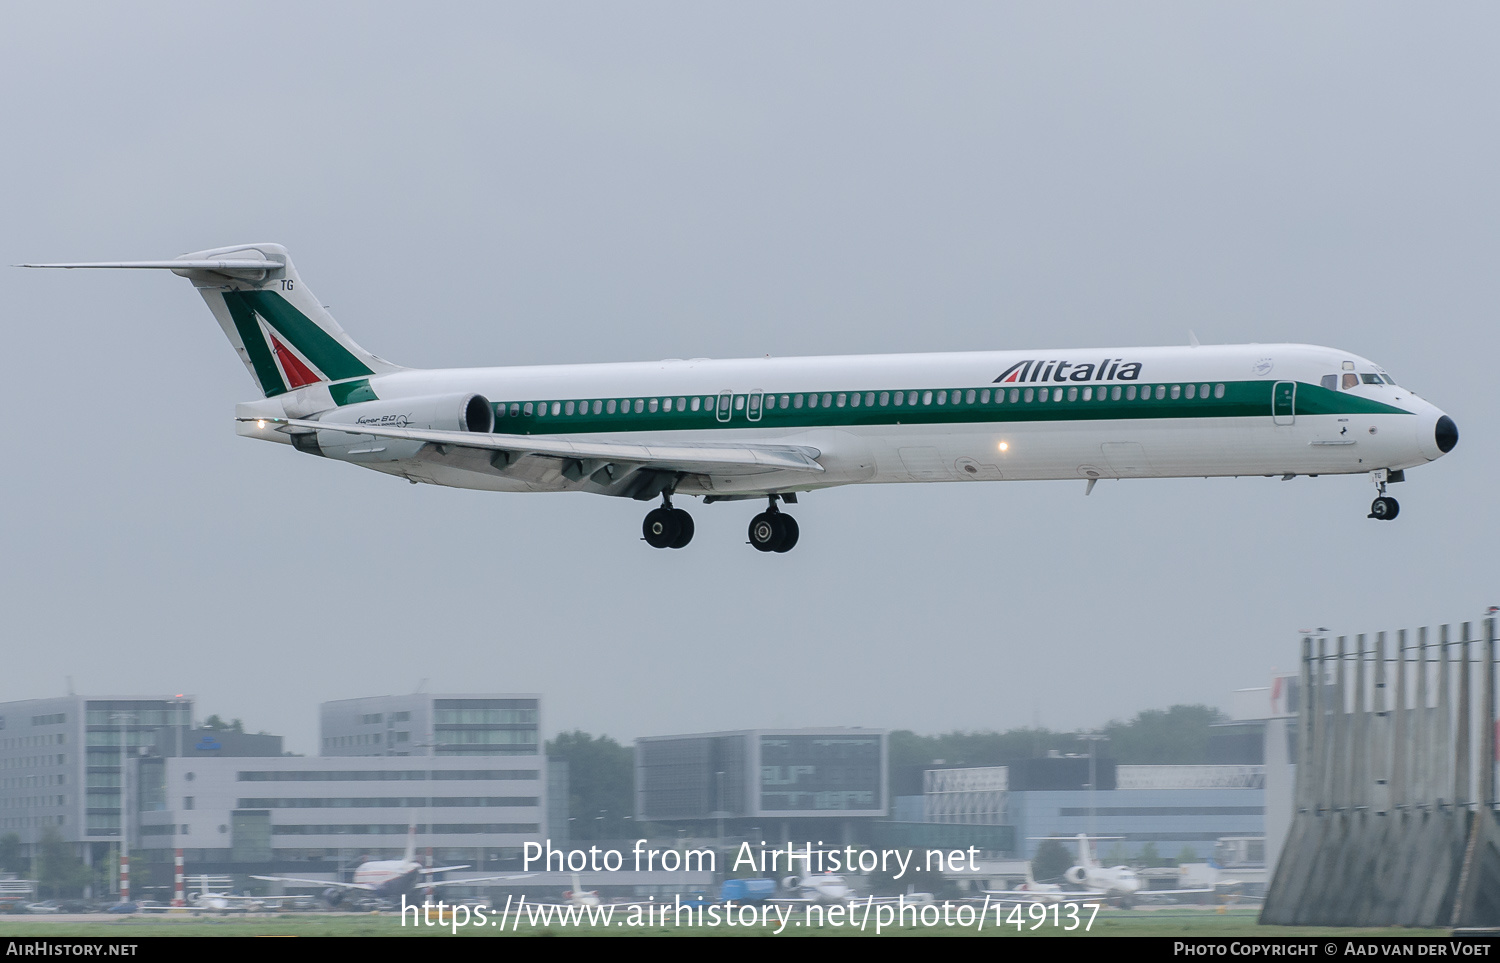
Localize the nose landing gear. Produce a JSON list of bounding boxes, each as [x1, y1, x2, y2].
[[1367, 469, 1400, 521], [642, 494, 694, 548]]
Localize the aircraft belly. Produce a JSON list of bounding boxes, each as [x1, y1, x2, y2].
[[338, 411, 1419, 496]]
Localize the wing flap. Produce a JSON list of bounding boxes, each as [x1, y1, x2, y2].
[[245, 416, 825, 474]]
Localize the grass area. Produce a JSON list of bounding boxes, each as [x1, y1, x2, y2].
[[0, 908, 1454, 938]]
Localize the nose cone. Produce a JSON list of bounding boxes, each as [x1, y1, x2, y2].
[[1435, 415, 1459, 454]]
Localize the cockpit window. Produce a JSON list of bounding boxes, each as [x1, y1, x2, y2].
[[1321, 375, 1337, 390], [1381, 374, 1397, 385], [1361, 373, 1383, 385], [1342, 373, 1359, 389]]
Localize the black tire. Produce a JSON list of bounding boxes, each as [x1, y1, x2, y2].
[[643, 507, 680, 548], [1370, 496, 1400, 521], [748, 512, 783, 552], [772, 514, 799, 553], [669, 509, 694, 548]]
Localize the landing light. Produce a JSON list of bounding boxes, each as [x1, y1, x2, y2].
[[256, 420, 266, 429], [998, 441, 1009, 452]]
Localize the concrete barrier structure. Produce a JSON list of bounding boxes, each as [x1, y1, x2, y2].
[[1262, 619, 1500, 927]]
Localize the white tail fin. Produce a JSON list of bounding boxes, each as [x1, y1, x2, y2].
[[1077, 834, 1097, 868], [24, 243, 401, 401]]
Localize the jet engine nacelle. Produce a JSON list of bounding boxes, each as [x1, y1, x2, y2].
[[312, 392, 494, 462], [1064, 866, 1090, 885]]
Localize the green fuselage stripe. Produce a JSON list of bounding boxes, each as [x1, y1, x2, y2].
[[329, 379, 378, 406], [485, 380, 1410, 436], [222, 293, 288, 397]]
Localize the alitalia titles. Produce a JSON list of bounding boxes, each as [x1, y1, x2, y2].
[[994, 359, 1143, 384]]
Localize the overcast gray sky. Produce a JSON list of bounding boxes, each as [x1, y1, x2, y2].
[[1, 3, 1493, 755]]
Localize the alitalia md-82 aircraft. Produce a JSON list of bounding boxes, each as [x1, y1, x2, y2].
[[25, 243, 1457, 553]]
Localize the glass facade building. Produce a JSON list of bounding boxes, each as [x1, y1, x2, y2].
[[637, 729, 888, 823]]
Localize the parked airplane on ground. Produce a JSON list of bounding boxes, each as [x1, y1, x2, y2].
[[24, 244, 1458, 551], [985, 859, 1098, 905], [188, 876, 270, 914], [776, 872, 855, 905], [251, 826, 528, 904], [1059, 835, 1144, 900]]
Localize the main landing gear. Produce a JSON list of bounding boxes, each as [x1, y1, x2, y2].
[[1368, 469, 1400, 521], [748, 495, 800, 553], [642, 495, 694, 549]]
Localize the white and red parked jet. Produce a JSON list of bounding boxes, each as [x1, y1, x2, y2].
[[251, 826, 527, 905]]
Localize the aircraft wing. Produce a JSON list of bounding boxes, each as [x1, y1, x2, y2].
[[1136, 886, 1263, 900], [425, 873, 535, 887], [247, 417, 826, 475], [418, 865, 470, 876], [983, 888, 1108, 903], [250, 875, 375, 891]]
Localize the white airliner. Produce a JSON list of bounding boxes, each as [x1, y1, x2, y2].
[[776, 872, 855, 906], [24, 243, 1459, 551], [188, 875, 271, 914], [251, 825, 528, 904]]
